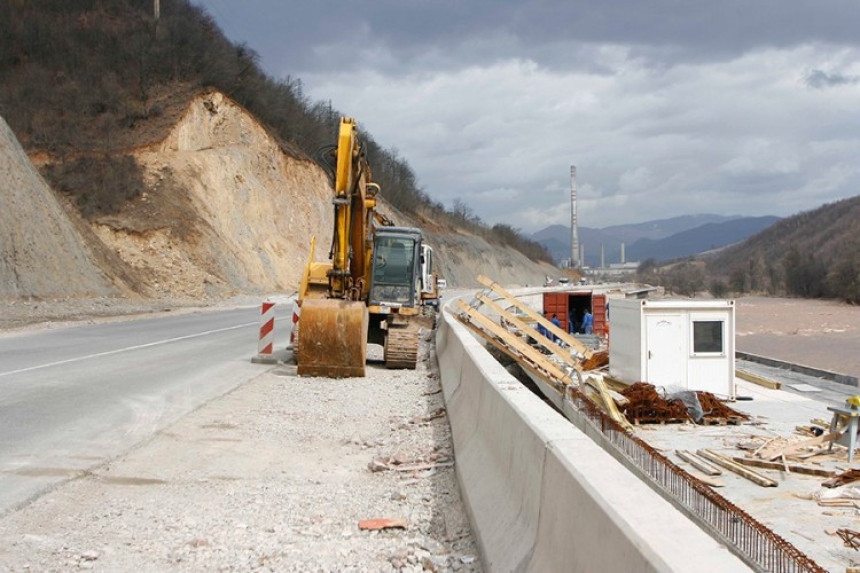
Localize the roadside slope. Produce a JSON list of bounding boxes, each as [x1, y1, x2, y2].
[[0, 116, 119, 300], [91, 92, 333, 299]]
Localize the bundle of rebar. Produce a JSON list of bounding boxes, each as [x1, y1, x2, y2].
[[619, 383, 748, 423], [698, 392, 750, 420], [620, 382, 689, 421]]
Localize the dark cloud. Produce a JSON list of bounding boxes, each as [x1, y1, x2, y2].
[[194, 0, 860, 229], [196, 0, 860, 75], [805, 69, 860, 89]]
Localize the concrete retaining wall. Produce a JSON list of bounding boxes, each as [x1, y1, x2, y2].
[[437, 306, 749, 572]]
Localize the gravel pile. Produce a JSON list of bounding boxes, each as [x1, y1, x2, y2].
[[0, 323, 481, 571]]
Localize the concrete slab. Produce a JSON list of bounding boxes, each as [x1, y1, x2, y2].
[[640, 377, 860, 572]]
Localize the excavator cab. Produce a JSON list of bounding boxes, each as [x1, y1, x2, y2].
[[369, 232, 420, 308]]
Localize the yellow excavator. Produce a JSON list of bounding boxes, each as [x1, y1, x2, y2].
[[294, 117, 425, 377]]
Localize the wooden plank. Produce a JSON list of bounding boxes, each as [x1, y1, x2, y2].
[[602, 374, 631, 393], [455, 300, 574, 386], [475, 293, 580, 371], [676, 450, 723, 476], [731, 456, 835, 478], [736, 369, 781, 390], [585, 375, 634, 432], [696, 449, 778, 487], [756, 432, 837, 461], [691, 473, 725, 488], [476, 275, 593, 359]]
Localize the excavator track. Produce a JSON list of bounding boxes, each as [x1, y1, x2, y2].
[[384, 324, 420, 369]]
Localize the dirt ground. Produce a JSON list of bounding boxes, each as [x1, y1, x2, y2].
[[735, 295, 860, 379]]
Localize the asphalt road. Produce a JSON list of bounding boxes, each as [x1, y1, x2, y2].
[[0, 302, 294, 515]]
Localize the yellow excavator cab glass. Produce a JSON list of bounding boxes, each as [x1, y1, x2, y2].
[[369, 235, 417, 306]]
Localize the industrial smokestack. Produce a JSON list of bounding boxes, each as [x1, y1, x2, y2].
[[621, 242, 626, 264], [570, 166, 580, 268], [600, 244, 605, 269]]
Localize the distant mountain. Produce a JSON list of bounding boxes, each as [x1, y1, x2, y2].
[[626, 216, 780, 263], [600, 214, 739, 243], [708, 195, 860, 300], [533, 214, 779, 266]]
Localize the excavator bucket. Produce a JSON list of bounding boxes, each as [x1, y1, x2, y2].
[[296, 298, 368, 378]]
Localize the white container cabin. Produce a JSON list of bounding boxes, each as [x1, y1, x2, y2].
[[609, 298, 735, 398]]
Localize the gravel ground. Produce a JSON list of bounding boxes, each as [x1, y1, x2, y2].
[[0, 312, 481, 572]]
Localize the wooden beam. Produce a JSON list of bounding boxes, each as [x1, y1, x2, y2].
[[697, 449, 778, 487], [585, 375, 634, 432], [675, 450, 723, 476], [460, 318, 567, 395], [736, 369, 781, 390], [476, 275, 592, 359], [455, 300, 574, 386], [475, 293, 580, 371], [731, 456, 835, 478], [691, 473, 725, 488], [602, 374, 631, 393]]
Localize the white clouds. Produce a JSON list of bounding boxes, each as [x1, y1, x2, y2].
[[195, 0, 860, 232], [299, 42, 860, 230]]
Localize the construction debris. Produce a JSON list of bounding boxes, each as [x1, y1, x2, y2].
[[691, 473, 725, 488], [581, 350, 609, 371], [676, 450, 723, 476], [358, 518, 408, 531], [823, 469, 860, 488], [731, 456, 835, 478], [836, 529, 860, 550], [621, 383, 689, 423], [453, 276, 638, 432], [735, 369, 782, 390], [755, 433, 837, 462], [619, 382, 748, 425], [698, 393, 750, 420], [696, 449, 779, 487]]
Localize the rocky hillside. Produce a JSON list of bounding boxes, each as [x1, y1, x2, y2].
[[707, 195, 860, 301], [89, 91, 334, 299], [0, 116, 119, 299], [0, 92, 555, 304]]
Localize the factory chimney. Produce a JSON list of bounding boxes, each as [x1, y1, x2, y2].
[[570, 166, 580, 268], [621, 242, 626, 264]]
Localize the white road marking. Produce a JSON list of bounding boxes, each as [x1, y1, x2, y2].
[[0, 322, 258, 378]]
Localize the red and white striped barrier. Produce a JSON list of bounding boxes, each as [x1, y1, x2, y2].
[[289, 304, 300, 347], [258, 301, 276, 356]]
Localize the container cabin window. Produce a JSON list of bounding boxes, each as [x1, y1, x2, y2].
[[693, 320, 723, 354]]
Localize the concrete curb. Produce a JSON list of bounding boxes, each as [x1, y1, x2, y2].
[[436, 305, 748, 572], [736, 351, 858, 387]]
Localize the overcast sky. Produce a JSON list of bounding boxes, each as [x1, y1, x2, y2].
[[194, 0, 860, 232]]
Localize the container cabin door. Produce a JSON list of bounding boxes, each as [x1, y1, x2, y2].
[[592, 294, 607, 336], [645, 314, 685, 388], [542, 292, 569, 331]]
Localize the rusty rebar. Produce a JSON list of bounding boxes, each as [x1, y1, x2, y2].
[[563, 383, 824, 573]]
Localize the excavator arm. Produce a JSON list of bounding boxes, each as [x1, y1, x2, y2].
[[296, 118, 380, 377], [295, 117, 424, 378]]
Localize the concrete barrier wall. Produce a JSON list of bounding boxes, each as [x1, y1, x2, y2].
[[737, 350, 858, 387], [437, 306, 749, 572]]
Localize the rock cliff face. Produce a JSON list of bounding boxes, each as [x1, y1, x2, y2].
[[0, 117, 118, 300], [1, 91, 556, 302], [93, 92, 333, 299]]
